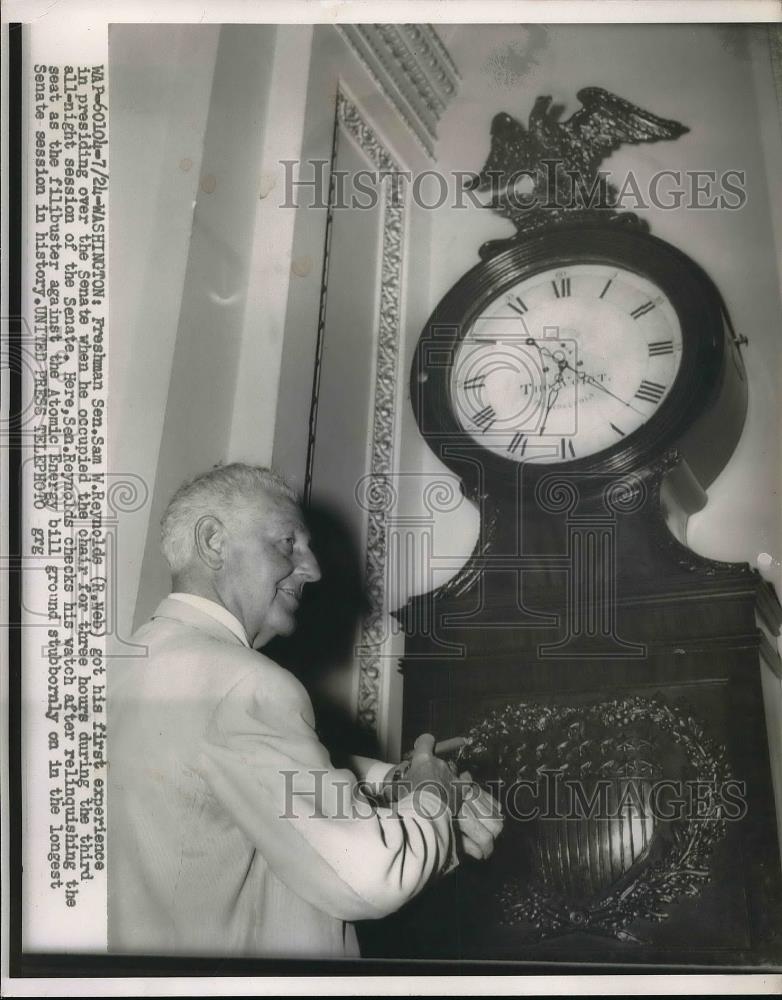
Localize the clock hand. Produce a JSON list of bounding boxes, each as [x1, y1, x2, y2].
[[540, 364, 566, 433], [525, 338, 646, 417], [573, 367, 646, 416]]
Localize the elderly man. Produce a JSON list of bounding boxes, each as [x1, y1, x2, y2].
[[108, 464, 502, 957]]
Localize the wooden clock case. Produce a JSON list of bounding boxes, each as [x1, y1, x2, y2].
[[361, 223, 782, 968]]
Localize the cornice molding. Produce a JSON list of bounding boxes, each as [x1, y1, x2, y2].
[[337, 23, 460, 158]]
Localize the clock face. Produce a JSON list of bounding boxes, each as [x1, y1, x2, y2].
[[449, 263, 684, 464]]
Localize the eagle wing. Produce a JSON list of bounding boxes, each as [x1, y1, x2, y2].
[[564, 87, 689, 169]]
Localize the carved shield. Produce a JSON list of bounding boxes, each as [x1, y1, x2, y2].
[[532, 776, 656, 897], [459, 697, 731, 941]]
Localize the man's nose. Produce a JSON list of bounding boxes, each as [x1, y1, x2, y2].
[[296, 546, 321, 583]]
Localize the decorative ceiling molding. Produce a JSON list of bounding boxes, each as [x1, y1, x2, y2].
[[337, 23, 460, 158]]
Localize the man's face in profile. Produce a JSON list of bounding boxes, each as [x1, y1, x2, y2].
[[219, 490, 321, 649]]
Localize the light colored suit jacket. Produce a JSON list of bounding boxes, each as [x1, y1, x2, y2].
[[108, 597, 456, 958]]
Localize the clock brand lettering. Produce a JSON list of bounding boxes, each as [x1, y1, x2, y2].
[[508, 296, 528, 315], [630, 301, 656, 320], [635, 379, 666, 403], [552, 277, 571, 298], [648, 340, 674, 356], [473, 405, 496, 431]]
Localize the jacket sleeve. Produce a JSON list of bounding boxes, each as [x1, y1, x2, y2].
[[347, 754, 395, 793], [197, 664, 457, 922]]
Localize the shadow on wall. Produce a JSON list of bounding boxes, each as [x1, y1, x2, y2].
[[264, 501, 379, 762]]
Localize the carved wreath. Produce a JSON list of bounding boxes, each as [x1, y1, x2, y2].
[[458, 695, 733, 943]]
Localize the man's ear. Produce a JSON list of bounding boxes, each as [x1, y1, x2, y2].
[[194, 515, 226, 571]]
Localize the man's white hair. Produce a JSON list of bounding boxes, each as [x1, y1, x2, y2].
[[160, 463, 299, 573]]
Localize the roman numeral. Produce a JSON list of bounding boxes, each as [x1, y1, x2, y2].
[[472, 405, 496, 431], [507, 432, 527, 455], [610, 422, 626, 437], [648, 339, 674, 356], [462, 376, 485, 390], [599, 277, 613, 299], [560, 437, 576, 459], [635, 380, 666, 404], [552, 277, 571, 298], [508, 296, 528, 316], [630, 300, 656, 320]]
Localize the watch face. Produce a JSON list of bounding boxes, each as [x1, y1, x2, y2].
[[450, 263, 684, 464]]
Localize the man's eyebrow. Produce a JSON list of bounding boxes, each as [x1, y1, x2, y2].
[[269, 516, 310, 539]]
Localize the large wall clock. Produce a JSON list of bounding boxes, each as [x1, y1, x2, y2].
[[413, 224, 745, 493], [360, 89, 782, 968]]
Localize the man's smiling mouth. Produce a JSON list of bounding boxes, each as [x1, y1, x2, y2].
[[277, 586, 301, 606]]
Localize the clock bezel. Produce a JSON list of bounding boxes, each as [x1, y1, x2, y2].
[[411, 225, 729, 485]]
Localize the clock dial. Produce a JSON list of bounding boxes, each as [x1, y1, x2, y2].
[[450, 263, 684, 463]]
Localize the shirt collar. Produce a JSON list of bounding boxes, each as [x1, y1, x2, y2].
[[168, 593, 250, 648]]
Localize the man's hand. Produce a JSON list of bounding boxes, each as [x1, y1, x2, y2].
[[382, 736, 505, 862], [384, 733, 466, 812], [454, 771, 504, 861]]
